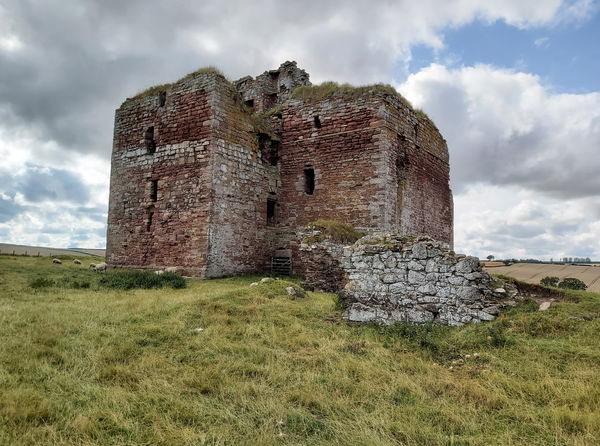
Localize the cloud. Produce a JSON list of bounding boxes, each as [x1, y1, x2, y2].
[[398, 63, 600, 199], [454, 184, 600, 260], [0, 0, 576, 159]]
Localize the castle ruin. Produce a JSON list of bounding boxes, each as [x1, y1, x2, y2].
[[106, 62, 453, 277]]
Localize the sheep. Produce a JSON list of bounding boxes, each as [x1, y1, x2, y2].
[[52, 258, 62, 264], [94, 262, 107, 272], [89, 263, 97, 269], [73, 259, 82, 265], [165, 266, 178, 273]]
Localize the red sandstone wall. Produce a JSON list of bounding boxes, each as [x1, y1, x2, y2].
[[376, 94, 453, 247], [278, 97, 391, 230], [106, 74, 220, 276]]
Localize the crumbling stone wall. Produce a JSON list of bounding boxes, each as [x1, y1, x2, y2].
[[300, 233, 520, 325], [235, 61, 310, 113]]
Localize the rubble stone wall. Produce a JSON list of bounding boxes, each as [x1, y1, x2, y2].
[[300, 233, 519, 325]]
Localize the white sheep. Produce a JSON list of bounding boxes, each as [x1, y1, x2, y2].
[[89, 263, 97, 269], [73, 259, 82, 265], [52, 258, 62, 264], [94, 262, 107, 272]]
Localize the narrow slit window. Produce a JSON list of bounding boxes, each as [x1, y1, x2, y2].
[[150, 179, 158, 201], [158, 91, 166, 107], [268, 140, 280, 166], [267, 199, 276, 226], [146, 210, 154, 232], [304, 168, 315, 195], [145, 126, 156, 154], [313, 115, 321, 128]]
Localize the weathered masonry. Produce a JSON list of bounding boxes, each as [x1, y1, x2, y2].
[[106, 62, 453, 277]]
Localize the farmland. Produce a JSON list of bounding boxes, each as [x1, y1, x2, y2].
[[0, 255, 599, 445], [485, 263, 600, 292]]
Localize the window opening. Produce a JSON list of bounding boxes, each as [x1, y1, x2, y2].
[[158, 91, 166, 107], [267, 199, 276, 226], [313, 116, 321, 128], [244, 99, 254, 109], [146, 209, 154, 232], [145, 126, 156, 154], [268, 140, 280, 166], [150, 179, 158, 201], [304, 168, 315, 195]]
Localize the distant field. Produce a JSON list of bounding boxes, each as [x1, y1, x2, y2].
[[0, 243, 105, 258], [485, 263, 600, 292]]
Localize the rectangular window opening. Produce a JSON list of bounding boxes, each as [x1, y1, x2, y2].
[[267, 199, 276, 226], [150, 179, 158, 201], [244, 99, 254, 109], [313, 116, 321, 128], [268, 140, 280, 166], [146, 210, 154, 232], [158, 91, 166, 107], [145, 126, 156, 154], [304, 168, 315, 195]]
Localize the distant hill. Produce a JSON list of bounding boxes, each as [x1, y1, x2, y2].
[[0, 243, 105, 258]]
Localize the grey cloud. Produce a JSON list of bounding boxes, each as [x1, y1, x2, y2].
[[0, 196, 24, 222], [401, 64, 600, 199], [17, 166, 90, 204], [0, 0, 569, 161]]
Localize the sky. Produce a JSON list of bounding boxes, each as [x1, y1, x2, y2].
[[0, 0, 598, 260]]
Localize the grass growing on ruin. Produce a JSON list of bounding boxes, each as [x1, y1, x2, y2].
[[131, 66, 226, 99], [291, 81, 407, 104], [1, 255, 600, 445], [306, 219, 365, 244]]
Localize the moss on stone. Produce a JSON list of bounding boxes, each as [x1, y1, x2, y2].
[[305, 220, 365, 244]]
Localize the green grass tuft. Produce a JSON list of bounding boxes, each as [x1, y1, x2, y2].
[[132, 66, 227, 99], [306, 219, 365, 244], [98, 270, 186, 290], [291, 81, 402, 103]]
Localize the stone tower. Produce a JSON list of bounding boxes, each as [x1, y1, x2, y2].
[[106, 62, 453, 277]]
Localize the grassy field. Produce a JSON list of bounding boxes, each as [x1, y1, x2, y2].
[[485, 264, 600, 292], [0, 256, 599, 445]]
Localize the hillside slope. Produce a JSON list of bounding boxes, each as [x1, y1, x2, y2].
[[0, 255, 599, 445]]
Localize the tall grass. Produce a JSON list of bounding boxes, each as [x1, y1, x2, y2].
[[0, 255, 599, 445]]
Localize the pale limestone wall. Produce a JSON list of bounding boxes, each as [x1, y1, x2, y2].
[[300, 233, 520, 326]]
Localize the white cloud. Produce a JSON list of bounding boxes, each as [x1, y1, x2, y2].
[[397, 63, 600, 258], [398, 63, 600, 199], [454, 184, 600, 260]]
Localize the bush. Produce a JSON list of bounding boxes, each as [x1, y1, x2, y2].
[[557, 278, 587, 291], [540, 276, 560, 287], [29, 277, 55, 289], [99, 270, 186, 290]]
